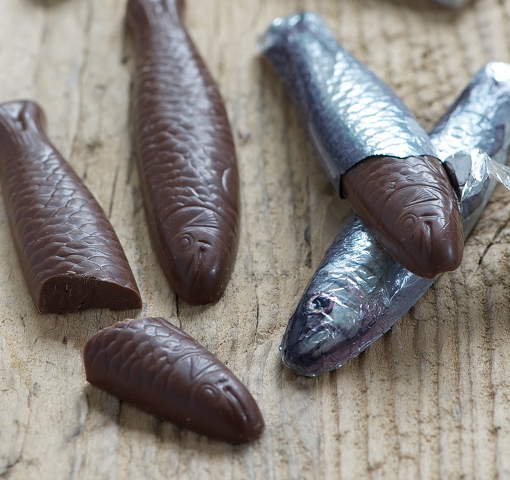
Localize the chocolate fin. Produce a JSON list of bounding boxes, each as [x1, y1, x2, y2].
[[126, 0, 184, 33]]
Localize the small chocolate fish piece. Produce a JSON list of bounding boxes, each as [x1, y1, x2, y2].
[[0, 100, 141, 314], [127, 0, 240, 304], [84, 317, 265, 444]]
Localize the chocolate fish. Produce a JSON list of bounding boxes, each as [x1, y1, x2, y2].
[[259, 12, 463, 279], [0, 101, 141, 314], [127, 0, 240, 304], [84, 317, 265, 444], [281, 62, 510, 376]]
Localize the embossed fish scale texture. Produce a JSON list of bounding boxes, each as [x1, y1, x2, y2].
[[127, 0, 240, 304], [84, 317, 265, 444], [260, 12, 463, 279], [0, 101, 141, 313], [342, 155, 463, 278], [259, 12, 438, 183], [281, 61, 510, 377]]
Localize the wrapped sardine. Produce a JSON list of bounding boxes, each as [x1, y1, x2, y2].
[[280, 62, 510, 376], [259, 12, 463, 279]]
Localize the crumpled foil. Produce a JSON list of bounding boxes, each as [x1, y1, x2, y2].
[[445, 149, 510, 201]]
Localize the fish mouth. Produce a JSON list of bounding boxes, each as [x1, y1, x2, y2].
[[280, 307, 381, 376], [279, 310, 344, 376]]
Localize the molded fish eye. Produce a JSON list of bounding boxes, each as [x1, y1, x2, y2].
[[307, 293, 334, 315]]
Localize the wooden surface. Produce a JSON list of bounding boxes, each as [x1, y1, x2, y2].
[[1, 0, 510, 478]]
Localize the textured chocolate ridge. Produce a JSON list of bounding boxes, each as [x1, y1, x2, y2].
[[342, 155, 464, 278], [0, 101, 142, 313], [127, 0, 240, 304], [84, 317, 265, 444]]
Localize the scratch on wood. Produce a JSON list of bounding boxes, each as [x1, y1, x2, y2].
[[474, 216, 510, 274]]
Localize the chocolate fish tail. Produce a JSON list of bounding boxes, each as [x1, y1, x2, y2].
[[127, 0, 240, 305], [260, 12, 463, 279], [84, 317, 265, 444], [281, 62, 510, 376], [0, 101, 141, 314]]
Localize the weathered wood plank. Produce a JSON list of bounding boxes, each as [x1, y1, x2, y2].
[[1, 0, 510, 479]]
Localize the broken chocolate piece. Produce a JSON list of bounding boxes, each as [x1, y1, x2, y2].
[[84, 317, 265, 444], [0, 101, 142, 313], [127, 0, 240, 304], [341, 155, 463, 278]]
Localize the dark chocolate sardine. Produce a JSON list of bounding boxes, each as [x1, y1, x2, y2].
[[259, 12, 463, 279], [0, 101, 141, 314], [84, 317, 265, 444], [127, 0, 240, 304]]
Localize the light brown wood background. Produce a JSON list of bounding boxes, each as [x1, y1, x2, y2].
[[1, 0, 510, 478]]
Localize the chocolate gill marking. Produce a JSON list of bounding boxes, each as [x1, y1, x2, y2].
[[0, 101, 141, 314], [127, 0, 240, 305]]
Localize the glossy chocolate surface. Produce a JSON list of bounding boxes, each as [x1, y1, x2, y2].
[[84, 317, 265, 444], [0, 101, 141, 313], [342, 155, 463, 278], [127, 0, 240, 304]]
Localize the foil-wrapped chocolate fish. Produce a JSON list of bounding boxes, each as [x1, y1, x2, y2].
[[281, 62, 510, 376], [259, 12, 463, 279], [434, 0, 472, 8]]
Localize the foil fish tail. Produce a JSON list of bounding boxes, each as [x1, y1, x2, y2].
[[259, 12, 463, 279], [281, 62, 510, 376]]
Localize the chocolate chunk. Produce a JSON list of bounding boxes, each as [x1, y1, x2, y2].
[[127, 0, 240, 304], [0, 101, 142, 313], [341, 155, 463, 278], [84, 317, 265, 444]]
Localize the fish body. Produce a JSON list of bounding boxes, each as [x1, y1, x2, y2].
[[260, 11, 463, 279], [281, 62, 510, 376], [84, 317, 265, 444], [127, 0, 240, 304], [0, 101, 141, 313]]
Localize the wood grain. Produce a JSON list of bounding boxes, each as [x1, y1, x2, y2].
[[1, 0, 510, 478]]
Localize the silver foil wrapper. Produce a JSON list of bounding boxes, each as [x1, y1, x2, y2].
[[281, 62, 510, 376], [445, 149, 510, 202], [259, 11, 438, 191], [434, 0, 472, 7]]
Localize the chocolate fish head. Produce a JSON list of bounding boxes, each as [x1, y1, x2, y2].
[[176, 353, 264, 443], [164, 205, 238, 304]]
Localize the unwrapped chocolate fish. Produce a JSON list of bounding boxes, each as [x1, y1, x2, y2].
[[127, 0, 240, 305], [84, 317, 264, 444], [0, 101, 141, 314], [259, 12, 463, 279]]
